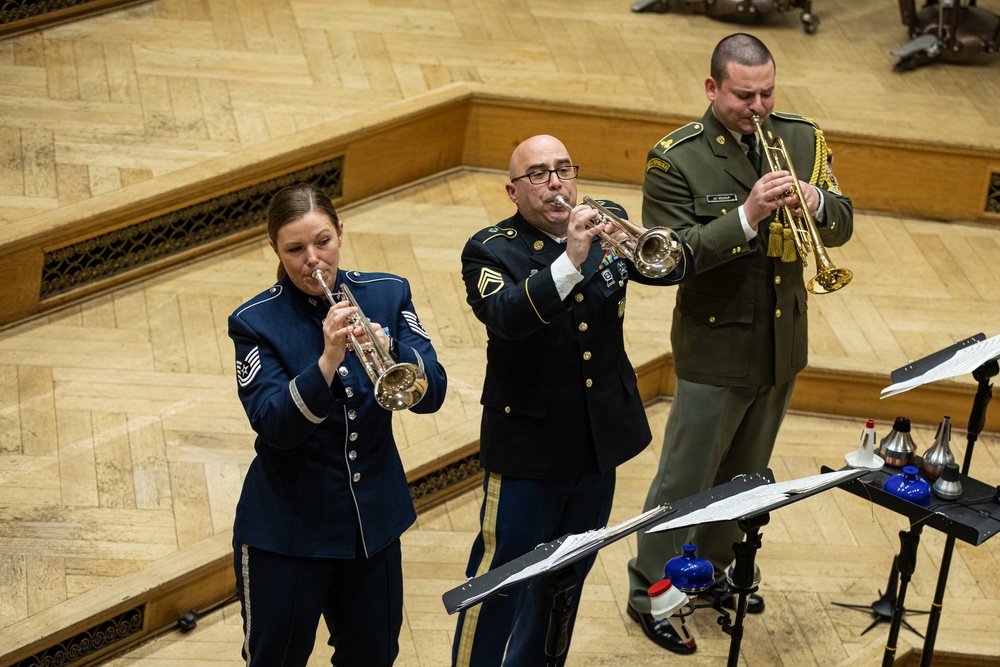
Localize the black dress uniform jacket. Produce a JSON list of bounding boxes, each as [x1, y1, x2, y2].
[[461, 209, 694, 480], [228, 270, 447, 559]]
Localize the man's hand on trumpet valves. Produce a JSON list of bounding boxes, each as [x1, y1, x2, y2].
[[566, 204, 608, 270], [744, 170, 797, 229]]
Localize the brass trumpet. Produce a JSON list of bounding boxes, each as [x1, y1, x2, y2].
[[752, 115, 853, 294], [554, 195, 684, 279], [313, 270, 427, 411]]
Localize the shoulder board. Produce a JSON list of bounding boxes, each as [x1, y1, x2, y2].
[[653, 121, 704, 154], [471, 226, 518, 244], [343, 271, 403, 286], [771, 111, 819, 128]]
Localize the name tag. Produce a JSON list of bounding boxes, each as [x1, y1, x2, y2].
[[707, 194, 738, 204]]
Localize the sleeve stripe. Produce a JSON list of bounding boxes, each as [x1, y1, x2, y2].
[[289, 378, 325, 424], [524, 276, 549, 324]]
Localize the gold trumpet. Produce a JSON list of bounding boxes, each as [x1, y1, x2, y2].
[[554, 195, 684, 279], [313, 270, 427, 411], [752, 114, 852, 294]]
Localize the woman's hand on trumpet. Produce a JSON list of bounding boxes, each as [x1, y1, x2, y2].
[[318, 301, 357, 383], [348, 319, 391, 355], [566, 204, 608, 270]]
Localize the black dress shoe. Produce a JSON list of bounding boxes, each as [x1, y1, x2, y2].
[[627, 605, 697, 655], [701, 581, 765, 614]]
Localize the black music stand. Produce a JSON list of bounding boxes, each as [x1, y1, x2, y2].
[[443, 468, 864, 667], [824, 333, 1000, 667]]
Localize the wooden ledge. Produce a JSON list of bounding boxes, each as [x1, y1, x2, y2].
[[2, 83, 999, 327]]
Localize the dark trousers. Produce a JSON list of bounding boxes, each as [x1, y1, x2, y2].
[[627, 378, 795, 612], [452, 469, 616, 667], [234, 538, 403, 667]]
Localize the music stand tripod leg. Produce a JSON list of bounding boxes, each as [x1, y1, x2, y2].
[[883, 525, 923, 667], [543, 566, 579, 666], [722, 512, 769, 667]]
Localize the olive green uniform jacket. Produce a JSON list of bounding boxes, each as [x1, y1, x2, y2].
[[642, 106, 854, 388]]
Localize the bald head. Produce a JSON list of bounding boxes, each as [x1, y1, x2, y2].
[[508, 135, 570, 179], [505, 135, 578, 236]]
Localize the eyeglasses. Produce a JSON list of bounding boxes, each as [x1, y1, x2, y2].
[[511, 165, 580, 185]]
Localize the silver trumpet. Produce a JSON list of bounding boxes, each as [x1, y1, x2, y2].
[[554, 195, 684, 278], [313, 270, 427, 411]]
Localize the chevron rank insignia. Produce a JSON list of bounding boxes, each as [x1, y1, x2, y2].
[[402, 309, 431, 340], [236, 346, 261, 387], [477, 268, 504, 298]]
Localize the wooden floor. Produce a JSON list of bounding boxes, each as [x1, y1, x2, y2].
[[2, 0, 1000, 665]]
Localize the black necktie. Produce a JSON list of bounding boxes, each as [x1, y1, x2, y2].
[[741, 133, 761, 174]]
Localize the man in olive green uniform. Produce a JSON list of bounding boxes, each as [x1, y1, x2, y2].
[[625, 33, 854, 655]]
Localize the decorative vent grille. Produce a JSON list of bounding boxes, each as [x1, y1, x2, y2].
[[1, 0, 93, 24], [40, 156, 344, 300], [14, 605, 143, 667], [987, 172, 1000, 214], [409, 452, 482, 506]]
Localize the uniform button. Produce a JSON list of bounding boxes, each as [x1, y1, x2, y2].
[[583, 351, 592, 361], [348, 450, 357, 460], [345, 387, 354, 398], [775, 309, 782, 318], [349, 432, 358, 441], [585, 379, 593, 388], [352, 472, 361, 483], [731, 248, 738, 255], [578, 322, 588, 332], [574, 293, 584, 303], [618, 280, 624, 287], [830, 221, 837, 229], [709, 316, 716, 323], [504, 406, 511, 414], [338, 367, 349, 377], [348, 410, 357, 420], [774, 276, 781, 285]]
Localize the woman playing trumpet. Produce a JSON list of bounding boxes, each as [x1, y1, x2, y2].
[[227, 183, 447, 667]]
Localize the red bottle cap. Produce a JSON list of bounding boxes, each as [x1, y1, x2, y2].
[[647, 579, 674, 597]]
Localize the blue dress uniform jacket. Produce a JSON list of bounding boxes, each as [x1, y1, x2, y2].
[[228, 269, 447, 559], [461, 209, 694, 480], [642, 107, 854, 388]]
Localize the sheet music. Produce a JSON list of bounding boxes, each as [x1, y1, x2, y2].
[[881, 334, 1000, 399], [645, 469, 861, 533], [456, 505, 670, 608]]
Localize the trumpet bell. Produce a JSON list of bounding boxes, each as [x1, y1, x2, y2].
[[634, 228, 683, 279], [807, 267, 853, 294], [376, 363, 428, 411]]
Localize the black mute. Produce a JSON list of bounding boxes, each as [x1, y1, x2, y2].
[[932, 462, 963, 500]]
